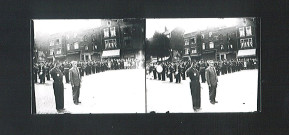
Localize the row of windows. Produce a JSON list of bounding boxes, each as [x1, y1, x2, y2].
[[104, 39, 117, 49], [184, 48, 197, 55], [49, 38, 61, 46], [240, 38, 253, 48], [104, 27, 116, 38], [50, 48, 62, 55], [239, 26, 252, 37], [66, 42, 79, 51], [185, 37, 196, 45]]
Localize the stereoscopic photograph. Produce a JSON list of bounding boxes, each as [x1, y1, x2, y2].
[[32, 19, 145, 114], [146, 18, 260, 113]]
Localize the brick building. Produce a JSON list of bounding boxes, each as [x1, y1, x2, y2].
[[41, 19, 144, 62], [183, 18, 258, 61], [100, 19, 145, 59]]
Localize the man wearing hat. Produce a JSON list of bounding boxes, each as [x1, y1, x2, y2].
[[205, 60, 218, 104], [69, 61, 82, 105], [49, 61, 66, 113]]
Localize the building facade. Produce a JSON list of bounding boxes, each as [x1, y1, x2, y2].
[[100, 19, 145, 59], [41, 19, 145, 62], [183, 18, 258, 61]]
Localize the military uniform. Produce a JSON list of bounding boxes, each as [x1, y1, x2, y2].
[[63, 63, 71, 83], [186, 66, 201, 111], [49, 66, 64, 111], [38, 65, 46, 84]]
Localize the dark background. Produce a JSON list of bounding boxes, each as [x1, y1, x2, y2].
[[0, 0, 289, 134]]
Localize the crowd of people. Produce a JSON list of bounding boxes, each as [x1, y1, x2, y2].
[[147, 57, 258, 112], [33, 58, 141, 84], [34, 58, 142, 113], [147, 58, 258, 83]]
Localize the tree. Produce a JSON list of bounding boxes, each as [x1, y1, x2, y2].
[[170, 27, 185, 53], [149, 32, 170, 60]]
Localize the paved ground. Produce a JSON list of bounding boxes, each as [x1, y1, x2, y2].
[[34, 69, 146, 114], [146, 69, 259, 113]]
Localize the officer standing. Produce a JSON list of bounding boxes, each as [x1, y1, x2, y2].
[[33, 63, 39, 83], [38, 62, 46, 84], [167, 64, 174, 82], [186, 62, 201, 112], [63, 61, 71, 83], [199, 60, 207, 83], [49, 61, 66, 113]]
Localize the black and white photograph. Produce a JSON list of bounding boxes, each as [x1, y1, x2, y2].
[[146, 18, 260, 113], [32, 19, 146, 114]]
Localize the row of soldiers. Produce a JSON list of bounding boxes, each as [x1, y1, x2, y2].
[[33, 58, 139, 84], [147, 58, 258, 83]]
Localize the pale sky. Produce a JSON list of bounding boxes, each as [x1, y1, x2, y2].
[[33, 19, 101, 37], [146, 18, 241, 38]]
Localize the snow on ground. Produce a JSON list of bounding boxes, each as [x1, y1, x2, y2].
[[34, 69, 146, 114], [146, 69, 259, 113]]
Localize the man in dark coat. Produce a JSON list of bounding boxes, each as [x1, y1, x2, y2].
[[205, 60, 219, 104], [161, 63, 166, 81], [152, 64, 157, 80], [38, 62, 46, 84], [175, 64, 181, 83], [167, 64, 174, 82], [199, 60, 207, 83], [49, 62, 66, 113], [63, 61, 71, 83], [186, 62, 201, 112], [33, 63, 39, 83]]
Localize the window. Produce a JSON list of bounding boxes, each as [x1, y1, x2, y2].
[[240, 39, 244, 48], [67, 44, 70, 51], [201, 34, 205, 39], [104, 28, 109, 37], [50, 41, 54, 46], [190, 37, 196, 44], [110, 27, 116, 37], [191, 48, 197, 54], [228, 44, 233, 50], [248, 38, 253, 47], [74, 42, 79, 49], [105, 40, 109, 49], [185, 39, 189, 45], [239, 27, 245, 37], [221, 45, 224, 50], [110, 39, 117, 48], [202, 43, 205, 50], [209, 42, 214, 48], [209, 32, 212, 37], [230, 44, 233, 49], [94, 45, 98, 50], [246, 26, 252, 36], [50, 49, 54, 55], [185, 48, 189, 54], [56, 49, 61, 54], [85, 45, 88, 50]]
